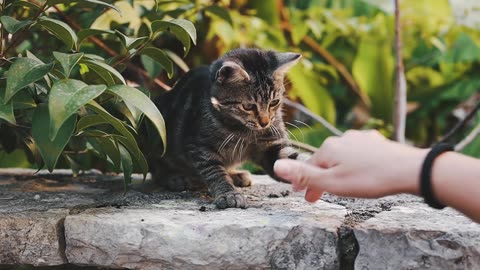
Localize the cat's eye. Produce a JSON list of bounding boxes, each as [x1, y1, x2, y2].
[[269, 99, 280, 107], [242, 103, 256, 111]]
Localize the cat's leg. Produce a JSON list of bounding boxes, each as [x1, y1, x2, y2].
[[229, 169, 252, 187], [254, 143, 311, 181], [190, 149, 247, 209]]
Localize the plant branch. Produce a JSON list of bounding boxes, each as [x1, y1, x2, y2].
[[290, 140, 318, 153], [438, 100, 480, 144], [455, 123, 480, 151], [276, 0, 371, 107], [393, 0, 407, 143], [284, 99, 343, 136]]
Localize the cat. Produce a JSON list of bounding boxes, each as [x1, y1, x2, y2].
[[147, 48, 310, 209]]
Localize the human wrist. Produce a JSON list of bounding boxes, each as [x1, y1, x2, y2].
[[396, 147, 429, 196]]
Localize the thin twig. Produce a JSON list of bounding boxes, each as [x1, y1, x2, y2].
[[290, 140, 318, 153], [438, 100, 480, 144], [0, 0, 6, 57], [276, 0, 371, 107], [393, 0, 407, 143], [455, 123, 480, 151], [284, 99, 343, 136]]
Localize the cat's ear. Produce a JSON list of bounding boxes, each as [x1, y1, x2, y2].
[[274, 52, 302, 75], [215, 61, 250, 84]]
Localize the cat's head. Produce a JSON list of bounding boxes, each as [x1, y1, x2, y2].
[[209, 48, 301, 131]]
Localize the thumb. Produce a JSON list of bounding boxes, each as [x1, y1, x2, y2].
[[274, 159, 328, 191]]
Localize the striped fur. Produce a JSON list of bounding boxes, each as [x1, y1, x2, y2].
[[147, 49, 308, 209]]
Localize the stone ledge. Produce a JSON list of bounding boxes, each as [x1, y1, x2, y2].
[[0, 209, 68, 266], [354, 204, 480, 270], [65, 199, 346, 270], [1, 168, 480, 269]]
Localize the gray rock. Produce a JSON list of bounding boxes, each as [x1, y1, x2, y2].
[[65, 198, 346, 270], [354, 204, 480, 270], [0, 209, 68, 266]]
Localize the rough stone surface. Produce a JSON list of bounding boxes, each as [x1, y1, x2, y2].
[[0, 209, 68, 266], [354, 204, 480, 270], [65, 199, 346, 270], [1, 168, 480, 269]]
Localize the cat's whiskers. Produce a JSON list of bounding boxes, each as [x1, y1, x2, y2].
[[285, 127, 300, 142], [294, 119, 313, 130], [218, 133, 235, 153], [231, 137, 242, 162], [238, 138, 246, 160], [285, 121, 305, 141]]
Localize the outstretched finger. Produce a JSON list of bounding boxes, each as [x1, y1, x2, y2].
[[274, 159, 329, 191], [305, 188, 324, 203]]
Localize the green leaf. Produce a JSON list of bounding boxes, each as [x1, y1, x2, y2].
[[77, 29, 115, 45], [12, 90, 36, 110], [151, 19, 196, 56], [32, 104, 76, 172], [288, 64, 336, 124], [0, 16, 33, 33], [37, 17, 78, 51], [53, 52, 84, 78], [86, 101, 148, 177], [139, 47, 174, 78], [0, 88, 15, 124], [10, 1, 42, 10], [49, 79, 107, 140], [96, 136, 121, 172], [107, 85, 167, 153], [203, 6, 233, 26], [5, 58, 54, 103], [115, 30, 148, 49], [118, 143, 133, 190], [76, 114, 109, 132], [80, 59, 126, 86], [46, 0, 121, 14], [352, 36, 394, 122]]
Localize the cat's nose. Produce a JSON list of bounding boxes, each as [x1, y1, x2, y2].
[[258, 116, 269, 128]]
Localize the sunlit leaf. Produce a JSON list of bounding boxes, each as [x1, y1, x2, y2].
[[80, 59, 126, 86], [115, 30, 148, 49], [37, 17, 78, 50], [151, 19, 196, 56], [46, 0, 121, 14], [5, 58, 53, 103], [288, 64, 336, 124], [32, 104, 76, 172], [49, 79, 106, 140], [353, 36, 394, 122]]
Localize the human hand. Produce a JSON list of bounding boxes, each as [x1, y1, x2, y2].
[[274, 130, 428, 202]]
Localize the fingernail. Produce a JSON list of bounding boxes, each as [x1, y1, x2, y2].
[[274, 159, 293, 179]]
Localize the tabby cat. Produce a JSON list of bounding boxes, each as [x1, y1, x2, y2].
[[148, 48, 309, 209]]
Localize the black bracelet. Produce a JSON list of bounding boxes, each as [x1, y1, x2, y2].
[[420, 143, 454, 209]]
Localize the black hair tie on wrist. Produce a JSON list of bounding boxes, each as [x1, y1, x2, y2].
[[420, 143, 454, 209]]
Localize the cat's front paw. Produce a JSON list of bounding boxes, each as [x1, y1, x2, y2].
[[214, 192, 247, 209]]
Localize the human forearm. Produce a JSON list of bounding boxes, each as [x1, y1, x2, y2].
[[431, 152, 480, 222]]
